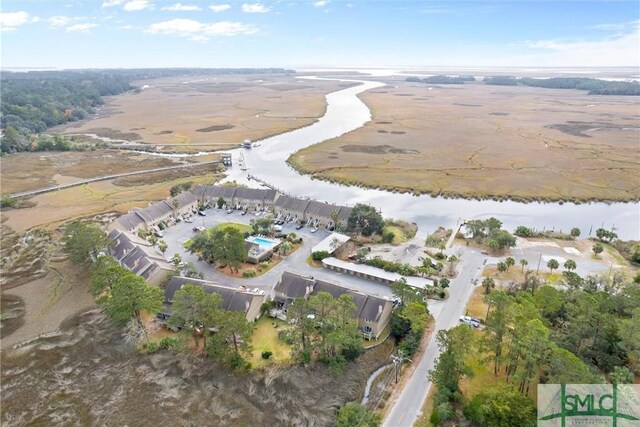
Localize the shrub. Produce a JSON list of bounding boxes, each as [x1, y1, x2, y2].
[[0, 197, 16, 208], [311, 250, 331, 261], [514, 226, 533, 237], [159, 337, 179, 350], [261, 350, 273, 360], [243, 269, 257, 278], [259, 261, 270, 271], [383, 231, 395, 243], [146, 342, 159, 353]]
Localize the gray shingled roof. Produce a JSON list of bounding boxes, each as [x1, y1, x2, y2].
[[164, 276, 256, 313], [262, 189, 278, 203], [134, 200, 173, 223], [210, 186, 237, 199], [305, 201, 341, 218], [361, 295, 391, 323], [275, 195, 310, 212], [108, 230, 138, 261], [233, 187, 269, 202], [171, 191, 198, 208], [191, 185, 207, 199], [311, 280, 367, 318], [337, 206, 353, 222], [114, 212, 145, 231], [274, 271, 314, 300]]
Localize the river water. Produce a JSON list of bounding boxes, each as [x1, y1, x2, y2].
[[221, 77, 639, 240]]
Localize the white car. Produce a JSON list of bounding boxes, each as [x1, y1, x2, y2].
[[459, 315, 480, 328], [185, 218, 194, 223], [310, 227, 318, 233]]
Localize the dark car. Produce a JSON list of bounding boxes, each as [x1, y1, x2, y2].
[[296, 224, 304, 230], [198, 211, 206, 216]]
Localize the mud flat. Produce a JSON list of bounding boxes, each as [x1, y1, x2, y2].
[[288, 81, 640, 203]]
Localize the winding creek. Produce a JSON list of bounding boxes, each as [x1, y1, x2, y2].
[[218, 77, 639, 240]]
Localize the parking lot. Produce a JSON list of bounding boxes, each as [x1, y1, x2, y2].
[[159, 206, 411, 301]]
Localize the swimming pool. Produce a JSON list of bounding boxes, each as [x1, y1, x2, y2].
[[246, 236, 280, 251]]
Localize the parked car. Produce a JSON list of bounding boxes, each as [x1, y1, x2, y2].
[[241, 210, 247, 216], [273, 225, 283, 232], [226, 209, 233, 214], [310, 227, 318, 233], [459, 315, 480, 328], [296, 224, 304, 230], [155, 231, 164, 238], [278, 220, 285, 225], [193, 226, 205, 232], [198, 211, 206, 216], [254, 211, 262, 216], [185, 218, 194, 223]]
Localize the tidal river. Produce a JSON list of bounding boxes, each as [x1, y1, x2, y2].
[[223, 77, 639, 240]]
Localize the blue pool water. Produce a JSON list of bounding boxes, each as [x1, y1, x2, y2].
[[247, 236, 279, 250]]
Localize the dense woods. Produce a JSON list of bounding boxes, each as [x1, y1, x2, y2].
[[428, 271, 640, 426], [484, 75, 640, 95], [0, 68, 292, 154]]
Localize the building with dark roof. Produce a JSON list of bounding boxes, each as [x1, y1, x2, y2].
[[107, 230, 174, 286], [274, 195, 310, 223], [304, 200, 343, 228], [273, 271, 315, 310], [164, 276, 265, 321], [232, 187, 278, 211], [109, 193, 198, 233], [274, 271, 394, 339]]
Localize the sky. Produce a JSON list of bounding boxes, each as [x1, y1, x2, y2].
[[1, 0, 639, 69]]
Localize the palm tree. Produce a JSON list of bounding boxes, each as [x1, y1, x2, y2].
[[482, 277, 495, 295], [505, 256, 515, 271], [547, 258, 559, 273], [279, 241, 293, 256], [564, 259, 577, 271], [330, 209, 339, 230], [520, 259, 528, 273]]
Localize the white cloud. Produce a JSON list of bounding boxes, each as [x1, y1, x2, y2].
[[123, 0, 152, 11], [147, 18, 257, 40], [66, 23, 98, 32], [118, 24, 135, 29], [0, 11, 31, 30], [210, 4, 231, 12], [314, 0, 328, 7], [162, 3, 201, 11], [241, 3, 270, 13], [102, 0, 124, 7], [47, 16, 73, 27], [520, 22, 640, 66]]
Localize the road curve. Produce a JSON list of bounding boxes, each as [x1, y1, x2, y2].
[[7, 160, 222, 199]]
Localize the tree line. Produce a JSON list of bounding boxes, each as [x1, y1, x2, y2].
[[1, 68, 293, 154], [484, 76, 640, 95], [406, 75, 476, 84]]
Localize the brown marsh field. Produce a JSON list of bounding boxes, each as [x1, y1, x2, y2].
[[289, 81, 640, 202], [55, 74, 355, 150]]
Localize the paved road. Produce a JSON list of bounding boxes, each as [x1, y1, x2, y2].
[[8, 160, 221, 199], [161, 207, 399, 299], [383, 246, 486, 427]]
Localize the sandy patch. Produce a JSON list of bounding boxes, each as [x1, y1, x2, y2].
[[563, 247, 582, 255]]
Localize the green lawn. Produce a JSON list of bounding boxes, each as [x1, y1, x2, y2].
[[209, 222, 253, 234], [382, 225, 407, 245], [250, 317, 292, 368]]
